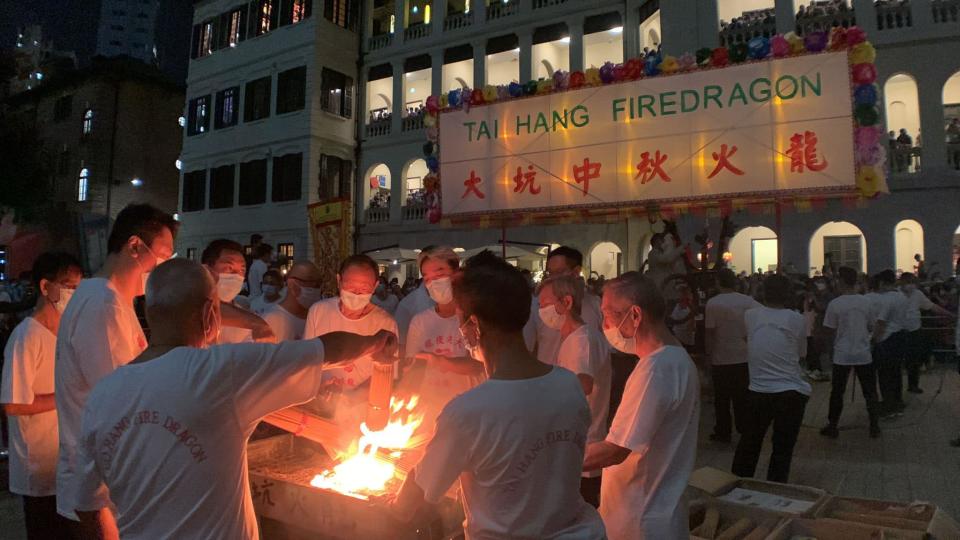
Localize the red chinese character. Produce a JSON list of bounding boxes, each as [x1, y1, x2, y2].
[[425, 339, 433, 349], [437, 335, 445, 345], [463, 170, 485, 199], [513, 165, 542, 194], [785, 131, 828, 173], [572, 158, 601, 196], [707, 144, 745, 179], [634, 151, 671, 184]]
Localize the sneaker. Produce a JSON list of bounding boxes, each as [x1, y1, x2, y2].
[[820, 425, 839, 439], [709, 433, 732, 443], [870, 426, 881, 438], [908, 387, 924, 394]]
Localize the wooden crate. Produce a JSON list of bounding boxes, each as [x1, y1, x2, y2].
[[815, 495, 960, 539]]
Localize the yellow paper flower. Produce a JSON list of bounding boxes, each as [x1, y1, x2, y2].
[[439, 93, 449, 108], [585, 67, 602, 86], [536, 79, 554, 94], [785, 32, 805, 54], [850, 42, 876, 64], [660, 55, 679, 74], [856, 166, 884, 197], [424, 114, 436, 127], [483, 85, 498, 102]]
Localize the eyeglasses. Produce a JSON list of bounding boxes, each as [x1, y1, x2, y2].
[[287, 276, 322, 288]]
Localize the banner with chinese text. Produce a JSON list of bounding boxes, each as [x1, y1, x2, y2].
[[440, 52, 855, 216], [308, 199, 350, 294]]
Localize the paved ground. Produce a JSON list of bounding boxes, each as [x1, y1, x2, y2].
[[1, 364, 957, 537]]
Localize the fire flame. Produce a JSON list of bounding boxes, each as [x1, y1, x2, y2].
[[310, 396, 422, 500]]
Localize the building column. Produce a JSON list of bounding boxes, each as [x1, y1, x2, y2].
[[852, 0, 876, 34], [569, 16, 585, 74], [911, 0, 934, 31], [391, 60, 404, 135], [775, 0, 796, 35], [660, 0, 697, 55], [917, 75, 948, 173], [394, 0, 406, 45], [470, 0, 485, 24], [623, 4, 641, 60], [519, 32, 533, 83], [696, 0, 719, 51], [434, 0, 447, 35], [472, 39, 486, 89], [865, 217, 895, 273], [389, 158, 403, 224], [431, 49, 444, 97]]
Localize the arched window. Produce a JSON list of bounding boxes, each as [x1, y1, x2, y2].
[[82, 108, 93, 135], [729, 226, 778, 274], [894, 219, 924, 274], [883, 74, 920, 173], [78, 168, 90, 202], [942, 71, 960, 171], [809, 221, 867, 276]]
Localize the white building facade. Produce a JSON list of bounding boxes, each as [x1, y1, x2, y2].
[[356, 0, 960, 279], [97, 0, 161, 63], [177, 0, 359, 265]]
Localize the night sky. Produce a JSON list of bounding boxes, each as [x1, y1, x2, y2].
[[0, 0, 194, 84]]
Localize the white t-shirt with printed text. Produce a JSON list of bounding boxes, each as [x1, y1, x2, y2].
[[75, 340, 327, 539], [405, 308, 484, 408], [304, 298, 397, 389], [705, 292, 761, 365], [414, 367, 605, 540], [56, 278, 147, 518], [823, 294, 875, 366], [2, 317, 59, 496], [600, 345, 700, 540]]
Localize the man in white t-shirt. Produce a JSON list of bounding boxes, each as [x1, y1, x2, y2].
[[304, 254, 398, 392], [584, 272, 699, 540], [733, 274, 811, 484], [2, 253, 82, 538], [55, 204, 177, 534], [249, 270, 282, 315], [820, 266, 881, 439], [395, 281, 435, 346], [202, 239, 276, 345], [873, 269, 910, 417], [386, 251, 605, 539], [72, 258, 394, 539], [899, 272, 955, 394], [262, 261, 324, 341], [535, 246, 604, 365], [705, 268, 761, 443], [246, 243, 272, 299], [539, 274, 611, 507], [371, 280, 400, 314]]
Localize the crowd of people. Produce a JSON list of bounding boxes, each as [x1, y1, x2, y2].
[[0, 202, 958, 539]]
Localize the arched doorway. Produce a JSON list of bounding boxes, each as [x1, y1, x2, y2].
[[943, 71, 960, 170], [363, 163, 391, 209], [728, 226, 778, 274], [809, 221, 867, 276], [894, 219, 924, 274], [588, 242, 622, 280], [401, 158, 429, 207], [884, 73, 920, 173]]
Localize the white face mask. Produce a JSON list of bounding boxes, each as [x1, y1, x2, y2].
[[217, 273, 245, 303], [539, 304, 565, 330], [603, 310, 637, 354], [297, 286, 325, 309], [459, 316, 486, 371], [340, 289, 372, 311], [426, 277, 453, 305], [53, 287, 75, 314], [262, 284, 279, 297], [137, 240, 167, 296]]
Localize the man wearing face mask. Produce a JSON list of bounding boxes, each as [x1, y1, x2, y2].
[[262, 261, 324, 341], [2, 253, 82, 539], [584, 272, 699, 540], [405, 247, 484, 419], [201, 239, 275, 345], [538, 274, 611, 508], [55, 204, 177, 533], [386, 251, 605, 539], [72, 258, 395, 539], [250, 270, 283, 315], [304, 255, 398, 392], [534, 246, 604, 365]]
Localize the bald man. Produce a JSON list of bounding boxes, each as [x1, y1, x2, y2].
[[262, 260, 325, 341], [73, 259, 394, 539]]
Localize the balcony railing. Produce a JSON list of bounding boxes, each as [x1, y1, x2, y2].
[[368, 33, 392, 51], [402, 114, 425, 132], [365, 206, 390, 224], [533, 0, 567, 8], [932, 0, 960, 23], [444, 11, 472, 31], [486, 1, 518, 21], [402, 202, 428, 221], [719, 19, 777, 47], [876, 2, 912, 30], [796, 10, 856, 35], [365, 120, 392, 138], [890, 146, 922, 175], [404, 23, 432, 41]]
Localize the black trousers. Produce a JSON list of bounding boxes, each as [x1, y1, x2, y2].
[[828, 363, 880, 428], [876, 332, 907, 410], [580, 475, 601, 508], [903, 330, 924, 390], [732, 390, 809, 483], [22, 495, 77, 540], [711, 363, 750, 437]]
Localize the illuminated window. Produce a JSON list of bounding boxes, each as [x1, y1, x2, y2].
[[187, 95, 210, 135], [200, 20, 214, 55], [320, 67, 353, 118], [82, 109, 94, 134], [228, 9, 242, 46], [215, 87, 239, 128], [324, 0, 353, 30], [281, 0, 311, 24], [257, 0, 275, 35], [277, 243, 294, 272], [77, 168, 89, 202]]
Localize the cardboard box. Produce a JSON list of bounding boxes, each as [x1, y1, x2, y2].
[[815, 495, 960, 539], [688, 467, 828, 518], [768, 517, 928, 540], [689, 498, 784, 540]]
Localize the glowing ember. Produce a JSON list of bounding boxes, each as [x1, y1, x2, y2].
[[310, 397, 422, 500]]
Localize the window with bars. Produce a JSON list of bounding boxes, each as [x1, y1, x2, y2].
[[276, 66, 306, 114], [823, 236, 862, 272], [317, 154, 353, 201], [277, 242, 294, 272], [77, 168, 89, 202], [320, 68, 352, 118], [187, 95, 211, 135], [272, 153, 302, 202], [280, 0, 312, 25], [239, 158, 267, 205], [252, 0, 277, 36], [200, 19, 214, 56], [182, 170, 207, 211], [244, 77, 271, 122], [219, 8, 245, 48], [324, 0, 355, 30], [215, 87, 239, 128], [82, 108, 93, 135], [209, 164, 236, 209]]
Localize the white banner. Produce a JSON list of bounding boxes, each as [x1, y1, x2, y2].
[[439, 52, 855, 216]]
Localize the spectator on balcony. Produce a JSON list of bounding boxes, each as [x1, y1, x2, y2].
[[946, 118, 960, 170]]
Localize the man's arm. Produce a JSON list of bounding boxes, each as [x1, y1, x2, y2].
[[583, 441, 631, 472], [76, 509, 119, 540], [220, 302, 276, 343], [3, 394, 55, 416], [386, 470, 427, 522], [415, 353, 484, 376]]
